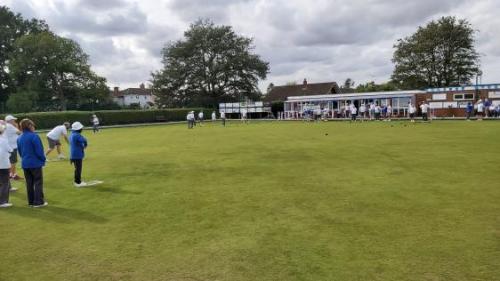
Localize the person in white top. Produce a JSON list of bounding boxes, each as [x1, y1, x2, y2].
[[220, 111, 226, 126], [374, 104, 381, 120], [350, 105, 358, 121], [0, 124, 14, 208], [241, 109, 248, 123], [211, 111, 217, 122], [186, 111, 195, 129], [420, 102, 430, 121], [359, 104, 367, 119], [369, 103, 376, 120], [476, 99, 484, 120], [45, 122, 70, 159], [4, 115, 21, 180], [344, 103, 350, 118], [408, 103, 416, 122], [386, 104, 392, 120], [91, 114, 100, 133], [198, 111, 204, 126]]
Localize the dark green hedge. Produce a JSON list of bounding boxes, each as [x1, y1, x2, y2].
[[0, 109, 205, 129]]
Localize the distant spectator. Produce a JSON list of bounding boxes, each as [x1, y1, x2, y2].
[[369, 103, 376, 120], [408, 102, 416, 122], [198, 111, 204, 125], [420, 101, 430, 121], [374, 104, 381, 120], [466, 102, 473, 120], [17, 119, 47, 208], [351, 104, 358, 121], [476, 99, 484, 120], [220, 111, 226, 126], [211, 111, 217, 122], [359, 103, 367, 119], [187, 111, 195, 129], [484, 99, 492, 118], [386, 104, 393, 120], [91, 114, 100, 133]]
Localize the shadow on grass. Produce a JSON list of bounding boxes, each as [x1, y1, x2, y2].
[[4, 204, 108, 224]]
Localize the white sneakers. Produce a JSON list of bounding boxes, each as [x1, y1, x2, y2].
[[57, 154, 66, 160], [10, 187, 18, 192], [74, 182, 88, 188], [0, 203, 13, 208], [32, 202, 48, 208]]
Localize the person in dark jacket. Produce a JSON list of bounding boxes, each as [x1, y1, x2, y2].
[[17, 119, 47, 208], [69, 122, 88, 187]]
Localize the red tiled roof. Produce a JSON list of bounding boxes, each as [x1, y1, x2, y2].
[[263, 82, 340, 102]]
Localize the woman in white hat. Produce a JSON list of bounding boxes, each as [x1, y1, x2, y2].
[[69, 122, 88, 187]]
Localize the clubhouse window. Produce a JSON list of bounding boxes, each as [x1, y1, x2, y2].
[[453, 93, 474, 101]]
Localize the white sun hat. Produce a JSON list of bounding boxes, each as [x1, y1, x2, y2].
[[5, 115, 17, 122], [71, 122, 84, 131]]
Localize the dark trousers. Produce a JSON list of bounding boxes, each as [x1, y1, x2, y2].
[[187, 120, 194, 129], [93, 124, 99, 133], [222, 118, 226, 126], [72, 159, 83, 184], [423, 113, 428, 121], [23, 168, 44, 206], [0, 169, 10, 204]]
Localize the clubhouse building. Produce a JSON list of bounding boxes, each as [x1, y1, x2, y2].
[[271, 80, 500, 119]]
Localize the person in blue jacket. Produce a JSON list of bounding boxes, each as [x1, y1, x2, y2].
[[17, 119, 47, 208], [466, 102, 474, 120], [69, 122, 88, 187]]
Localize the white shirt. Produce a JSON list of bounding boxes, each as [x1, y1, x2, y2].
[[477, 103, 484, 112], [187, 113, 195, 121], [220, 112, 226, 119], [211, 113, 216, 120], [387, 105, 392, 111], [375, 106, 381, 113], [198, 112, 204, 119], [370, 104, 376, 111], [360, 105, 366, 113], [92, 117, 99, 125], [47, 125, 68, 141], [0, 137, 12, 169], [4, 123, 19, 149], [420, 104, 429, 113], [351, 107, 358, 114], [409, 105, 416, 114]]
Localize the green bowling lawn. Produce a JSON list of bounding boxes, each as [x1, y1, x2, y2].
[[1, 120, 499, 281]]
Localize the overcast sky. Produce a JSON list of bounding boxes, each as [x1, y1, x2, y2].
[[3, 0, 500, 90]]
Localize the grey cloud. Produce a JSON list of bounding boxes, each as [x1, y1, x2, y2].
[[78, 0, 128, 10]]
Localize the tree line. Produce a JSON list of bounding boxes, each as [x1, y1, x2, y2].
[[0, 6, 116, 113], [1, 4, 483, 112]]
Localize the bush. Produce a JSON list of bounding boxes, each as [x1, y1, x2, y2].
[[0, 108, 205, 129]]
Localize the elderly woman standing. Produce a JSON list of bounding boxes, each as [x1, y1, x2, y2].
[[0, 124, 14, 208], [17, 119, 47, 208]]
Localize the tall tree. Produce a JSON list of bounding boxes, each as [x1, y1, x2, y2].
[[8, 31, 108, 111], [0, 6, 48, 108], [343, 78, 355, 89], [355, 81, 399, 93], [392, 16, 480, 89], [152, 20, 269, 108]]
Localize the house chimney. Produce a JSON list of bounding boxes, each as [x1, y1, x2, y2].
[[140, 83, 145, 89], [303, 78, 308, 86]]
